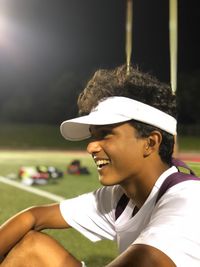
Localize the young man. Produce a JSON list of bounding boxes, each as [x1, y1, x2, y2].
[[0, 65, 200, 267]]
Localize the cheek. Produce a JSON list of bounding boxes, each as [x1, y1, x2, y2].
[[113, 141, 144, 165]]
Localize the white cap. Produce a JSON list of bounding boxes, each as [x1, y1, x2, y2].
[[60, 96, 177, 141]]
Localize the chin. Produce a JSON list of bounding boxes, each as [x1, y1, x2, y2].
[[98, 175, 121, 186]]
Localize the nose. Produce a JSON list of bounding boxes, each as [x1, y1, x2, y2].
[[87, 140, 101, 155]]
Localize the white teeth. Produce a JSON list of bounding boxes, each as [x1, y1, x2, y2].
[[96, 159, 110, 169]]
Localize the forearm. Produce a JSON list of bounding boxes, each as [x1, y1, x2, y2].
[[0, 203, 70, 258], [0, 209, 36, 257]]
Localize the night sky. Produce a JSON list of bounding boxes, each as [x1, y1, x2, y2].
[[0, 0, 199, 94]]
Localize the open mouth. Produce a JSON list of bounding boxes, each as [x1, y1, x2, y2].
[[95, 159, 110, 170]]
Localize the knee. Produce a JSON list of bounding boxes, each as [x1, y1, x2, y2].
[[5, 230, 44, 261], [18, 230, 50, 255], [20, 231, 81, 267], [18, 230, 42, 250], [2, 231, 46, 267]]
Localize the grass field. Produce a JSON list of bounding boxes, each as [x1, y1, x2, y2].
[[0, 150, 200, 266], [0, 123, 200, 151], [0, 151, 118, 266]]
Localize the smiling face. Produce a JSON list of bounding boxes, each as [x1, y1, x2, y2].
[[87, 122, 148, 186]]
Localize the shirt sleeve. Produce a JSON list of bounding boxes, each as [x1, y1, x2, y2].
[[59, 186, 117, 242], [133, 181, 200, 267]]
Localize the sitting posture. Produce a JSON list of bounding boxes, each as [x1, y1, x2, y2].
[[1, 65, 200, 267]]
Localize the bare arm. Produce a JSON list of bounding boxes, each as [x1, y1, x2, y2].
[[105, 244, 176, 267], [0, 203, 70, 258]]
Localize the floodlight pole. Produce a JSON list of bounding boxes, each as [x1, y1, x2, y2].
[[169, 0, 178, 155], [126, 0, 133, 75], [169, 0, 178, 95]]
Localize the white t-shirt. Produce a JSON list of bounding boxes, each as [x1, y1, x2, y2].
[[60, 166, 200, 267]]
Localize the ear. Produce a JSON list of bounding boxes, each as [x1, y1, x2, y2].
[[143, 131, 162, 157]]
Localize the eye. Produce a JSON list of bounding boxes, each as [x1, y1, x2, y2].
[[99, 129, 112, 139], [90, 127, 113, 140]]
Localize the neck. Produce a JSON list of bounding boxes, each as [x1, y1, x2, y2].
[[120, 161, 170, 209]]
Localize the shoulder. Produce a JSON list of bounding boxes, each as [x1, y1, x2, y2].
[[133, 180, 200, 266], [157, 178, 200, 205], [154, 179, 200, 222]]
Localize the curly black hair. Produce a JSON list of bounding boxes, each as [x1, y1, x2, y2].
[[78, 65, 177, 164]]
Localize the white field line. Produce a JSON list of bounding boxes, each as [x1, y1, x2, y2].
[[0, 176, 65, 202]]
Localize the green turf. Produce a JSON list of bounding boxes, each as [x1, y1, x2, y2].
[[178, 136, 200, 151], [0, 183, 117, 266], [185, 162, 200, 175], [0, 123, 88, 150], [0, 151, 118, 266], [0, 123, 199, 151], [0, 151, 100, 197], [0, 150, 200, 266]]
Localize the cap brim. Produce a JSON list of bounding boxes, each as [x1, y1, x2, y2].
[[60, 96, 177, 141], [60, 112, 130, 141]]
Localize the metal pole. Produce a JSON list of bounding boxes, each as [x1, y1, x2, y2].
[[169, 0, 178, 155], [169, 0, 178, 94], [126, 0, 133, 75]]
